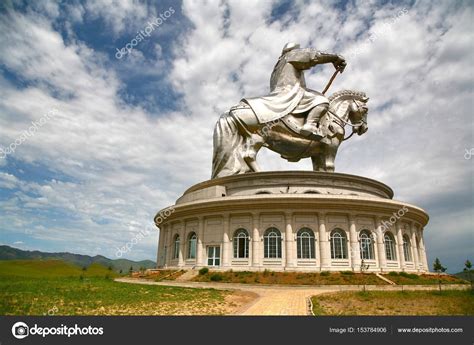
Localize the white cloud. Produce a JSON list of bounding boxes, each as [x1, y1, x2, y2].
[[0, 1, 472, 269]]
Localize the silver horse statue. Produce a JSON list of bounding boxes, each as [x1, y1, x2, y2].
[[212, 90, 369, 178], [212, 43, 369, 179]]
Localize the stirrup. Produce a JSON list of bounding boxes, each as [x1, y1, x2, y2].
[[300, 128, 323, 140]]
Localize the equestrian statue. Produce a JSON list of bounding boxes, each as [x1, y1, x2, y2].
[[212, 42, 369, 179]]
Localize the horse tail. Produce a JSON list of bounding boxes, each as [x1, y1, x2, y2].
[[211, 111, 251, 179]]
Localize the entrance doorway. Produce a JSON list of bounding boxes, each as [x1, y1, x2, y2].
[[207, 246, 221, 266]]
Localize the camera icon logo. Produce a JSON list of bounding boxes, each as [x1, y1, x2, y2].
[[12, 321, 29, 339]]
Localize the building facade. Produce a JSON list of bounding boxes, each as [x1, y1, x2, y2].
[[155, 171, 429, 273]]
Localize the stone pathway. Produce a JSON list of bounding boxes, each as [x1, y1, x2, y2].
[[115, 278, 469, 316]]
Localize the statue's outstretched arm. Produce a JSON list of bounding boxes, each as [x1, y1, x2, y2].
[[288, 48, 346, 72], [311, 50, 346, 72]]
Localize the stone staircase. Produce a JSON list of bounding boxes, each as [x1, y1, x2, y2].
[[375, 272, 396, 285], [175, 269, 199, 281]]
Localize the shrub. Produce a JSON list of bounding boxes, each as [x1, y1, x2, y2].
[[263, 269, 270, 277], [199, 267, 209, 275], [400, 272, 418, 279], [210, 273, 223, 281], [341, 271, 354, 275], [388, 271, 399, 276], [320, 271, 330, 276]]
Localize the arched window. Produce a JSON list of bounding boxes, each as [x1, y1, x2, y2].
[[359, 230, 374, 260], [256, 190, 271, 195], [297, 228, 316, 259], [384, 232, 397, 261], [173, 234, 180, 259], [403, 235, 412, 262], [187, 232, 197, 259], [233, 228, 249, 258], [330, 229, 348, 259], [264, 227, 282, 258], [304, 190, 321, 194]]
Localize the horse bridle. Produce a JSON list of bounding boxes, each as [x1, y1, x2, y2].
[[328, 100, 367, 141]]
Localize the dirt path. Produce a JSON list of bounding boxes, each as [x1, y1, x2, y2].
[[115, 278, 469, 316]]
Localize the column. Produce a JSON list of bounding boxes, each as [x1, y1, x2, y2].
[[178, 224, 185, 267], [156, 226, 162, 268], [164, 225, 171, 267], [375, 217, 386, 272], [419, 228, 429, 271], [410, 223, 420, 272], [196, 217, 204, 267], [222, 214, 231, 268], [251, 213, 260, 268], [284, 212, 295, 269], [396, 221, 405, 270], [349, 215, 360, 271], [318, 213, 330, 269]]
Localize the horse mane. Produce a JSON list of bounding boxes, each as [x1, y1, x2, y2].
[[328, 89, 368, 103], [327, 90, 368, 118]]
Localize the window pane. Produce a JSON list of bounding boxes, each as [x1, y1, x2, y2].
[[331, 231, 347, 259]]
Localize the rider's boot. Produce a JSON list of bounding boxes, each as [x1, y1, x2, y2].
[[301, 106, 327, 141], [301, 123, 324, 140]]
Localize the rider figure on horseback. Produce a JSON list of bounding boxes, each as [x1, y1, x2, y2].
[[242, 42, 347, 140]]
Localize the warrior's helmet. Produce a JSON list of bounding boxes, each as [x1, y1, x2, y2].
[[282, 42, 300, 54]]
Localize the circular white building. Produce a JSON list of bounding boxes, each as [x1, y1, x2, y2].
[[155, 171, 429, 273]]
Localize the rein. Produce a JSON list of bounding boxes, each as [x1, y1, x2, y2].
[[327, 108, 366, 142]]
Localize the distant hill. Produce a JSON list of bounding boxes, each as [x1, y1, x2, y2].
[[454, 269, 474, 282], [0, 245, 155, 273]]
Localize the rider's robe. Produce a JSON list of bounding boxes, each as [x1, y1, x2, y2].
[[242, 48, 329, 123]]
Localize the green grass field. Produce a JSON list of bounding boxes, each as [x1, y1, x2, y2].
[[193, 270, 387, 285], [383, 272, 467, 285], [0, 260, 234, 315], [311, 290, 474, 316]]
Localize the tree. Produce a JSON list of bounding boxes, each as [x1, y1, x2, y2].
[[463, 260, 472, 290], [129, 266, 133, 275], [433, 258, 446, 273], [433, 258, 447, 291]]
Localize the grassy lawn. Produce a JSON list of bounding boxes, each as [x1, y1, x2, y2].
[[0, 260, 240, 316], [311, 290, 474, 316], [193, 270, 387, 285], [382, 272, 467, 285], [133, 269, 186, 281]]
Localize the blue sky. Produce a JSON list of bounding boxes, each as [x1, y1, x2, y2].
[[0, 0, 472, 272]]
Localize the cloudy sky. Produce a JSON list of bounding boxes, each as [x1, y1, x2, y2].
[[0, 0, 472, 272]]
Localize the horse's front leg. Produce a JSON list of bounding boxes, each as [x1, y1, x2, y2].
[[312, 140, 339, 172], [242, 134, 264, 172], [311, 155, 325, 172], [323, 141, 339, 172]]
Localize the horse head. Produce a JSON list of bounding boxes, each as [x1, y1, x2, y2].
[[328, 90, 369, 138]]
